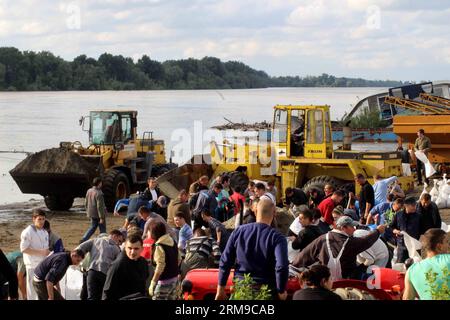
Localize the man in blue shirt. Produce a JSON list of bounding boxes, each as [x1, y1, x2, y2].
[[216, 198, 289, 300], [33, 249, 85, 300], [373, 175, 398, 206], [367, 193, 395, 225]]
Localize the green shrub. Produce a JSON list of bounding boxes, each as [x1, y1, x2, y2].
[[230, 274, 272, 300]]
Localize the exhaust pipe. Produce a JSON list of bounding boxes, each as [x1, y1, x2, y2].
[[343, 125, 352, 151]]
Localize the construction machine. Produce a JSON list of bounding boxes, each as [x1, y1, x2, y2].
[[157, 105, 414, 201], [384, 94, 450, 172], [10, 110, 175, 211]]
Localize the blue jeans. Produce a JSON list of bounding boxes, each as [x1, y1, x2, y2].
[[81, 218, 106, 243]]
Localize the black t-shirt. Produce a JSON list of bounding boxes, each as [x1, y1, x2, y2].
[[293, 287, 342, 301], [317, 220, 331, 234], [286, 188, 308, 206], [102, 252, 149, 300], [359, 181, 375, 214], [291, 225, 324, 251]]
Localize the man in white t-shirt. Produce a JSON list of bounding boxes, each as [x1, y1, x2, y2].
[[255, 182, 276, 205], [20, 209, 49, 300], [353, 228, 389, 268], [143, 177, 160, 202]]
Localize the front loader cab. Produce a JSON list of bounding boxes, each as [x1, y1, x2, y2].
[[272, 105, 333, 159], [89, 111, 137, 146]]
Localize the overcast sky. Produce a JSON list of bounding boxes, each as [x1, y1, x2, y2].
[[1, 0, 449, 81]]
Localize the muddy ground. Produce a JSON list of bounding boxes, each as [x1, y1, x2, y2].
[[1, 189, 449, 253], [0, 199, 125, 252]]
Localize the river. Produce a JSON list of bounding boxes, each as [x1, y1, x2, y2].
[[0, 87, 393, 204]]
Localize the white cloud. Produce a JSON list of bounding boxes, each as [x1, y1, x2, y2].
[[113, 10, 132, 20], [0, 0, 449, 81], [287, 0, 330, 26], [20, 22, 49, 36]]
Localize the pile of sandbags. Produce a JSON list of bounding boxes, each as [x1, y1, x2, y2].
[[428, 174, 450, 209]]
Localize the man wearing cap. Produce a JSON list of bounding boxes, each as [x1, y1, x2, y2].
[[293, 216, 386, 280]]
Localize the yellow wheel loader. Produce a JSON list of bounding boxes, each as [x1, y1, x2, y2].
[[157, 105, 414, 201], [10, 110, 175, 211]]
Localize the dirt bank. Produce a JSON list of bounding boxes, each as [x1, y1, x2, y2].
[[0, 198, 124, 252]]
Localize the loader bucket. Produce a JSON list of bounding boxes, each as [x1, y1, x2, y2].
[[156, 154, 214, 199], [9, 148, 102, 197]]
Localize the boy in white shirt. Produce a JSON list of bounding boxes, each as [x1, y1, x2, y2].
[[20, 209, 49, 300]]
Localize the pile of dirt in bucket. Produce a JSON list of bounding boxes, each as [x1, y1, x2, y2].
[[10, 148, 94, 176]]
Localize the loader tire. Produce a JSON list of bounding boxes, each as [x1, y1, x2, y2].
[[338, 182, 355, 195], [44, 194, 74, 211], [302, 175, 343, 193], [102, 169, 130, 212], [337, 182, 356, 207], [229, 171, 249, 195]]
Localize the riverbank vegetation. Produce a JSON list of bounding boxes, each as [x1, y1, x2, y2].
[[0, 47, 405, 91]]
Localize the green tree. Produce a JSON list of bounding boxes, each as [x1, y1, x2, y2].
[[0, 63, 6, 89], [0, 46, 406, 91], [137, 55, 164, 81], [347, 107, 389, 128]]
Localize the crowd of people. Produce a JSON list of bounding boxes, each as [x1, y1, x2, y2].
[[1, 166, 449, 301]]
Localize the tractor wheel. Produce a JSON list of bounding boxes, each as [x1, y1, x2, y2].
[[152, 163, 178, 178], [44, 194, 74, 211], [302, 175, 343, 192], [102, 169, 130, 212], [337, 182, 356, 207], [338, 182, 355, 195], [228, 171, 250, 194]]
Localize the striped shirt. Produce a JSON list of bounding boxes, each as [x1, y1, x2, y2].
[[185, 236, 221, 264]]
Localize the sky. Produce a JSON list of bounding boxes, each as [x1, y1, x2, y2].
[[0, 0, 449, 82]]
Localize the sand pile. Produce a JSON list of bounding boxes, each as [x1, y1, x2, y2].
[[10, 148, 94, 176]]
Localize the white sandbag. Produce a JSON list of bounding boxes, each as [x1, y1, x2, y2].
[[436, 195, 447, 209], [430, 179, 439, 198], [402, 163, 412, 176], [401, 231, 422, 263], [415, 151, 436, 178], [442, 183, 450, 195], [287, 237, 300, 263], [441, 222, 450, 233], [289, 217, 303, 235], [392, 263, 406, 272], [391, 247, 406, 271], [447, 194, 450, 209], [59, 266, 83, 300]]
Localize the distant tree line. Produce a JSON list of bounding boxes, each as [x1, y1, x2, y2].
[[0, 47, 405, 91]]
